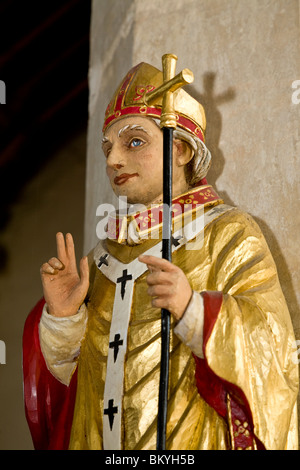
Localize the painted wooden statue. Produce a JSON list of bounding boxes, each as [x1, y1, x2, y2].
[[23, 56, 298, 450]]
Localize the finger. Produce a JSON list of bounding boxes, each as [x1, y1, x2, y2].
[[66, 233, 77, 270], [146, 264, 160, 273], [139, 254, 178, 272], [56, 232, 67, 263], [146, 271, 172, 286], [147, 284, 170, 297], [79, 256, 89, 289], [40, 262, 57, 275], [48, 257, 64, 270], [151, 297, 170, 310]]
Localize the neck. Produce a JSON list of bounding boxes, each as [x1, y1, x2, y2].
[[149, 181, 190, 206]]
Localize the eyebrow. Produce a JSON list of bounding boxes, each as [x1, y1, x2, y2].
[[102, 136, 110, 145], [102, 124, 150, 147], [118, 124, 150, 137]]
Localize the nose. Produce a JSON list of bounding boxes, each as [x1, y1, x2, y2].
[[106, 146, 125, 170]]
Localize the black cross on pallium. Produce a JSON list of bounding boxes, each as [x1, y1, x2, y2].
[[98, 253, 109, 268], [109, 333, 123, 362], [116, 269, 132, 300], [171, 235, 182, 247], [160, 235, 182, 253], [104, 399, 118, 431]]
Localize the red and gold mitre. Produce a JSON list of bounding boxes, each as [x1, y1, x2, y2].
[[102, 62, 206, 142]]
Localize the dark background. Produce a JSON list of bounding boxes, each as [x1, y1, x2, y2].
[[0, 0, 91, 449], [0, 0, 91, 257]]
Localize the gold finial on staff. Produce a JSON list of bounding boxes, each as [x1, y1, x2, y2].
[[161, 53, 178, 128], [143, 53, 194, 128]]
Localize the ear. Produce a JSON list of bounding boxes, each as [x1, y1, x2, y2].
[[173, 139, 194, 167]]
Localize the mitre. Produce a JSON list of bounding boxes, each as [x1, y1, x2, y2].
[[102, 62, 206, 143]]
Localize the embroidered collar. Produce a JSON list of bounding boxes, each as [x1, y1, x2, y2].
[[106, 185, 223, 246]]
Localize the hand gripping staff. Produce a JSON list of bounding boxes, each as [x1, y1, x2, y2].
[[144, 54, 194, 450]]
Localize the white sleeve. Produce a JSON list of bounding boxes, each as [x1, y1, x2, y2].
[[39, 303, 88, 386], [173, 291, 204, 358]]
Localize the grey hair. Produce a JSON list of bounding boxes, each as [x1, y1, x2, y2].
[[118, 123, 150, 137], [152, 119, 211, 185]]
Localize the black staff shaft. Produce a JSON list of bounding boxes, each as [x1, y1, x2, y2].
[[156, 126, 173, 451]]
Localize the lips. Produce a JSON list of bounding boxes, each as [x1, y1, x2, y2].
[[114, 173, 139, 185]]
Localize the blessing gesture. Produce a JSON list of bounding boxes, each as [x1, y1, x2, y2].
[[40, 232, 89, 317]]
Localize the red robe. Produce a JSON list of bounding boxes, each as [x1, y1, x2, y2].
[[23, 298, 77, 450]]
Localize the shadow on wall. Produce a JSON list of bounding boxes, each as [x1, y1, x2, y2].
[[189, 70, 236, 204]]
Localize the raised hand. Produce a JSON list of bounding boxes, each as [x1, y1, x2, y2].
[[138, 254, 192, 321], [40, 232, 89, 317]]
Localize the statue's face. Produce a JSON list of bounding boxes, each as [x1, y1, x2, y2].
[[102, 116, 189, 205]]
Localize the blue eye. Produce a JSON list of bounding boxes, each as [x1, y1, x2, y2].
[[130, 138, 143, 148]]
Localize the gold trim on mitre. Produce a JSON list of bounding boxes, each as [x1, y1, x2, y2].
[[102, 62, 206, 142]]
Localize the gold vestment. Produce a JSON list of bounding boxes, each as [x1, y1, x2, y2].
[[68, 194, 298, 450]]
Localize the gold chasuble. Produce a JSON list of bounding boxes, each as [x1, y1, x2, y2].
[[68, 186, 298, 450]]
